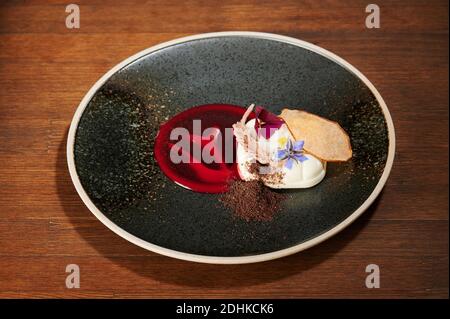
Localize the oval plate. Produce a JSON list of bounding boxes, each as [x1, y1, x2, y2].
[[67, 32, 395, 264]]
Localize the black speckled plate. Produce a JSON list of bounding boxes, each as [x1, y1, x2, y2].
[[67, 32, 395, 264]]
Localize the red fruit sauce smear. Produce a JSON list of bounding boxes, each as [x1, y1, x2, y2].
[[154, 104, 253, 193]]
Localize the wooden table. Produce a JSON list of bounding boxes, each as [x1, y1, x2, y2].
[[0, 0, 448, 298]]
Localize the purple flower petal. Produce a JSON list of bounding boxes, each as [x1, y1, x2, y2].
[[294, 154, 309, 162], [276, 149, 287, 160], [285, 158, 294, 169], [293, 140, 305, 151]]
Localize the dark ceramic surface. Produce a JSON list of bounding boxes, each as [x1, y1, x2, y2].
[[74, 36, 389, 257]]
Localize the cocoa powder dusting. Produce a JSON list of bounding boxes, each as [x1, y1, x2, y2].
[[219, 180, 287, 222]]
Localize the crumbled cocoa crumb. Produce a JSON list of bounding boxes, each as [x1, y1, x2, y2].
[[246, 161, 285, 185], [247, 161, 265, 175], [219, 179, 287, 222]]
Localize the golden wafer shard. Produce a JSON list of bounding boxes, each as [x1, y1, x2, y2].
[[280, 109, 352, 162]]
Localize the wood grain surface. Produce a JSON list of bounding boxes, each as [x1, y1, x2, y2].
[[0, 0, 448, 298]]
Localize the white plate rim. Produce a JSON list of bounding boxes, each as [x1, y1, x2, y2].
[[66, 31, 396, 264]]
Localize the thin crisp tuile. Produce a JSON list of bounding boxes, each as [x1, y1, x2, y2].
[[280, 108, 352, 162]]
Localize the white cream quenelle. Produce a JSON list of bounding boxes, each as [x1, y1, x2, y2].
[[235, 119, 326, 189]]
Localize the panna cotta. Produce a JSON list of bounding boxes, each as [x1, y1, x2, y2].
[[236, 119, 326, 189]]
